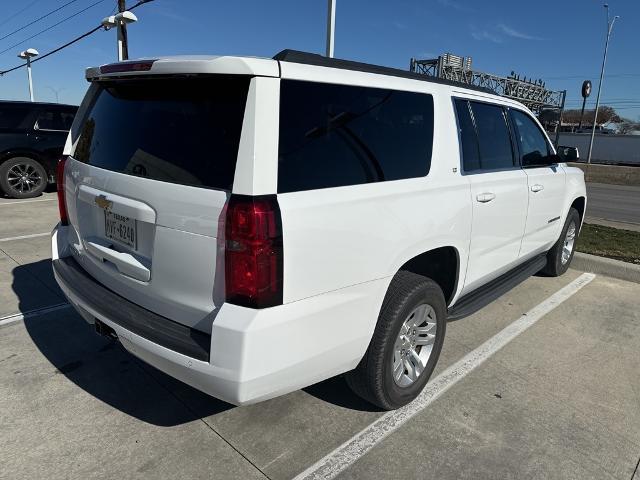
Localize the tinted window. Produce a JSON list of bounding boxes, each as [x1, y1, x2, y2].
[[0, 105, 31, 129], [36, 109, 75, 131], [74, 77, 249, 190], [278, 80, 434, 193], [510, 109, 550, 166], [454, 99, 481, 172], [469, 102, 514, 171]]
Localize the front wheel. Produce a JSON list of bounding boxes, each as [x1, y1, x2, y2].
[[541, 207, 580, 277], [0, 157, 47, 199], [346, 271, 447, 410]]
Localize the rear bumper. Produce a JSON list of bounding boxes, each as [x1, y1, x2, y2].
[[52, 224, 389, 405]]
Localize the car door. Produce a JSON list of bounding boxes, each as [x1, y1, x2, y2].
[[509, 109, 566, 258], [454, 99, 528, 294]]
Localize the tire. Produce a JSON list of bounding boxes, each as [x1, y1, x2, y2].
[[0, 157, 47, 199], [346, 270, 447, 410], [541, 207, 580, 277]]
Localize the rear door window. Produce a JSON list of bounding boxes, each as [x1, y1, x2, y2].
[[278, 80, 434, 193], [454, 99, 517, 173], [73, 76, 250, 191], [469, 101, 515, 171], [454, 99, 481, 172]]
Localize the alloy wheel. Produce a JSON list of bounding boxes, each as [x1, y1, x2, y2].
[[392, 303, 437, 387], [7, 163, 43, 194], [561, 221, 576, 265]]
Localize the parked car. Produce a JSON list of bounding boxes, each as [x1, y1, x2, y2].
[[51, 51, 586, 410], [0, 101, 77, 198]]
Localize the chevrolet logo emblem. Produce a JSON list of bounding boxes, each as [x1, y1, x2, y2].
[[94, 195, 112, 210]]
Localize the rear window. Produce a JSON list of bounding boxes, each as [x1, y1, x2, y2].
[[278, 80, 434, 193], [73, 77, 250, 190]]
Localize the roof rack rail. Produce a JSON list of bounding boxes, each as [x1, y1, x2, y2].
[[273, 49, 493, 94]]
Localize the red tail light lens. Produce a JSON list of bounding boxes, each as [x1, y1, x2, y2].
[[225, 195, 283, 308], [56, 156, 68, 226]]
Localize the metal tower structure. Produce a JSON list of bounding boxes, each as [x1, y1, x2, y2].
[[409, 53, 566, 117]]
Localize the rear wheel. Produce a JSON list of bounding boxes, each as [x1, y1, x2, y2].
[[541, 207, 580, 276], [0, 157, 47, 199], [346, 271, 447, 410]]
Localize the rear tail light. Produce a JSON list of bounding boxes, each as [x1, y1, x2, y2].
[[224, 195, 283, 308], [56, 156, 68, 226]]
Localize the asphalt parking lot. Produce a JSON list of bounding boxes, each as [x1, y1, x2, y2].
[[1, 192, 639, 480]]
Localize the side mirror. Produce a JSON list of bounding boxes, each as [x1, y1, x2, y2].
[[557, 146, 579, 162]]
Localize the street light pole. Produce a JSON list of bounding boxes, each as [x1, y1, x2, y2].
[[586, 4, 619, 164], [18, 48, 39, 102], [326, 0, 336, 58], [46, 86, 65, 103], [26, 57, 34, 101], [102, 10, 137, 61]]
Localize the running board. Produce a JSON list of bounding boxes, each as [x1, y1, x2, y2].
[[448, 254, 547, 321]]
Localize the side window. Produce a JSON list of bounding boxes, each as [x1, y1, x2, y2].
[[36, 110, 67, 130], [510, 109, 551, 167], [60, 110, 76, 130], [468, 102, 515, 171], [0, 105, 30, 130], [454, 99, 481, 172], [277, 80, 434, 193]]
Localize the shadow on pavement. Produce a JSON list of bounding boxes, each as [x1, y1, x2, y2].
[[14, 260, 233, 426], [15, 259, 383, 422], [303, 375, 383, 412]]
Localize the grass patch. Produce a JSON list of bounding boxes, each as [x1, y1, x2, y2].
[[577, 223, 640, 264]]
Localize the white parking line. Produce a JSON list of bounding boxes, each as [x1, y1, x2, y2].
[[0, 232, 50, 242], [0, 303, 71, 327], [0, 198, 56, 206], [294, 272, 596, 480]]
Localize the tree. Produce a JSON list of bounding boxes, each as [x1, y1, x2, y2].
[[559, 105, 622, 125]]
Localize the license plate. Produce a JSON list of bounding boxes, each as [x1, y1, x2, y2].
[[104, 211, 137, 249]]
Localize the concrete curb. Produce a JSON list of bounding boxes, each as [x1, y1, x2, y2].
[[572, 252, 640, 283]]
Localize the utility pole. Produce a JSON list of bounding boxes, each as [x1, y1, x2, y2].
[[326, 0, 336, 58], [586, 4, 619, 164], [117, 0, 129, 60]]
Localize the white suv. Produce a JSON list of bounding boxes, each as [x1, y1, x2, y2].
[[52, 50, 586, 410]]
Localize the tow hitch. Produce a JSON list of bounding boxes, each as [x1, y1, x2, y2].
[[95, 319, 118, 340]]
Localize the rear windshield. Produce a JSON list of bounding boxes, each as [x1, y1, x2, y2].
[[73, 77, 250, 190]]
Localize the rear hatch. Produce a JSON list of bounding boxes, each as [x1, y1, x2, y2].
[[63, 75, 250, 332]]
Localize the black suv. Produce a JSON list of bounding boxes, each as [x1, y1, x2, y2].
[[0, 101, 77, 198]]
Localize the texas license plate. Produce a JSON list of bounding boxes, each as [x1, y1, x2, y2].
[[104, 211, 137, 249]]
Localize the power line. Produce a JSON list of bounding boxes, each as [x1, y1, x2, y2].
[[0, 0, 108, 56], [0, 0, 44, 29], [0, 0, 155, 76], [0, 0, 84, 43]]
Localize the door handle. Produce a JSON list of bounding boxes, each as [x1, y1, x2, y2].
[[531, 184, 544, 193], [476, 192, 496, 203]]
